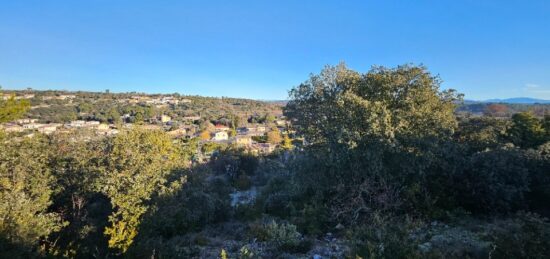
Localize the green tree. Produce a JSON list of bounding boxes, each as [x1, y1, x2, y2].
[[0, 93, 30, 123], [267, 127, 282, 144], [285, 63, 463, 224], [285, 63, 461, 149], [228, 128, 237, 137], [107, 107, 121, 124], [77, 102, 93, 114], [0, 136, 64, 256], [265, 114, 276, 123], [508, 112, 546, 148], [101, 128, 187, 252], [200, 130, 212, 140], [282, 134, 293, 149], [46, 134, 110, 258], [455, 117, 510, 152]]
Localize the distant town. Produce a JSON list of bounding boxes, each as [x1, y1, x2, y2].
[[1, 90, 294, 160]]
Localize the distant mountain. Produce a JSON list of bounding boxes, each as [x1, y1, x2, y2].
[[477, 97, 550, 104]]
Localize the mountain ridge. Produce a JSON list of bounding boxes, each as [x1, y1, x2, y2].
[[466, 97, 550, 104]]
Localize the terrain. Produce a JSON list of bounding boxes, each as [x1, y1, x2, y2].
[[1, 64, 549, 258]]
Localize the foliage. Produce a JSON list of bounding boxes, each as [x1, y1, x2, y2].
[[282, 134, 293, 149], [285, 63, 461, 149], [1, 66, 549, 257], [200, 130, 211, 140], [0, 94, 30, 123], [350, 215, 422, 259], [220, 248, 228, 259], [0, 136, 64, 257], [264, 220, 303, 252], [524, 142, 550, 213], [484, 103, 509, 117], [489, 213, 550, 259], [101, 128, 188, 252], [508, 112, 547, 148], [267, 127, 282, 144], [454, 148, 530, 213], [455, 116, 510, 152], [239, 245, 256, 259]]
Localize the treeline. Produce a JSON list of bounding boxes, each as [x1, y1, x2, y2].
[[6, 90, 282, 124], [457, 102, 549, 117]]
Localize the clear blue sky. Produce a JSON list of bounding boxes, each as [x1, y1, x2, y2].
[[1, 0, 549, 100]]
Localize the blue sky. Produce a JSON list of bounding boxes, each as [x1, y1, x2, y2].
[[1, 0, 549, 100]]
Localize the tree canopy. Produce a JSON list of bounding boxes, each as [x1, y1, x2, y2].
[[285, 63, 462, 149]]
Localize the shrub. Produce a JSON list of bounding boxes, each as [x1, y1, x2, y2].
[[524, 142, 550, 214], [456, 148, 529, 213], [264, 221, 304, 252], [256, 176, 294, 218], [294, 202, 330, 236], [238, 245, 257, 259], [250, 220, 310, 253], [349, 215, 422, 259], [489, 213, 550, 258]]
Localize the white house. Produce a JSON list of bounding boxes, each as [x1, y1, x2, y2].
[[231, 136, 253, 146], [16, 118, 37, 124], [23, 123, 43, 129], [38, 124, 59, 134], [1, 124, 24, 132], [160, 115, 171, 123], [212, 131, 228, 141]]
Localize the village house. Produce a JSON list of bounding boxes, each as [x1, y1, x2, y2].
[[182, 116, 201, 121], [67, 120, 101, 128], [167, 128, 187, 138], [239, 125, 266, 136], [160, 96, 179, 105], [42, 95, 76, 101], [160, 115, 172, 123], [68, 120, 86, 127], [231, 136, 253, 146], [214, 124, 230, 131], [275, 119, 287, 127], [37, 124, 60, 134], [96, 123, 110, 131], [31, 104, 51, 110], [249, 143, 276, 155], [212, 131, 228, 141], [86, 121, 100, 127], [1, 124, 24, 132], [23, 123, 44, 129], [1, 94, 35, 100], [140, 124, 163, 131], [15, 118, 38, 124]]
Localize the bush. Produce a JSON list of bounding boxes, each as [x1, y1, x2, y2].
[[265, 221, 301, 248], [251, 220, 311, 253], [293, 202, 330, 236], [238, 245, 257, 259], [489, 213, 550, 258], [456, 148, 529, 213], [524, 142, 550, 214], [350, 215, 422, 259], [256, 176, 294, 218]]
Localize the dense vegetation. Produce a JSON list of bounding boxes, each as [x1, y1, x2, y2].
[[0, 90, 282, 125], [1, 64, 549, 258]]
